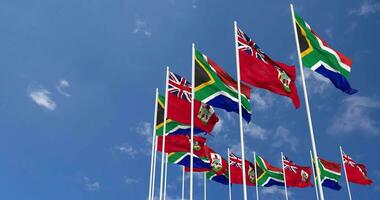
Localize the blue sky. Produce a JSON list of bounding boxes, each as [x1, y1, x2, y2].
[[0, 0, 379, 199]]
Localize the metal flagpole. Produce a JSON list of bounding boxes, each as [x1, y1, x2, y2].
[[310, 151, 320, 200], [290, 4, 325, 200], [182, 166, 185, 200], [149, 88, 159, 200], [159, 67, 170, 200], [151, 136, 158, 200], [281, 152, 289, 200], [234, 20, 248, 200], [228, 148, 232, 200], [190, 43, 195, 200], [340, 146, 353, 200], [254, 152, 259, 200], [204, 172, 207, 200], [164, 154, 168, 200]]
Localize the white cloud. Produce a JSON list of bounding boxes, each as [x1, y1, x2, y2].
[[328, 96, 380, 135], [133, 19, 152, 37], [325, 27, 333, 39], [261, 186, 292, 198], [136, 122, 153, 143], [191, 0, 197, 9], [115, 143, 138, 158], [56, 79, 71, 97], [29, 88, 56, 111], [83, 176, 100, 191], [303, 69, 330, 94], [272, 126, 299, 152], [244, 123, 269, 140], [350, 1, 380, 16], [124, 177, 141, 184], [251, 91, 275, 111], [213, 118, 223, 134]]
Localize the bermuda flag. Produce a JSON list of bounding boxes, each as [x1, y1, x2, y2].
[[294, 11, 357, 95], [342, 151, 373, 185], [229, 153, 256, 186], [194, 49, 252, 122], [166, 71, 219, 133], [156, 94, 203, 136], [157, 135, 206, 154], [318, 158, 342, 190], [283, 156, 312, 187], [237, 26, 300, 108]]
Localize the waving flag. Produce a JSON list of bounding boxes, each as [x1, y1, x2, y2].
[[156, 94, 203, 136], [194, 49, 252, 122], [283, 156, 312, 187], [318, 157, 342, 190], [168, 152, 211, 170], [229, 153, 256, 186], [157, 135, 206, 154], [206, 171, 229, 185], [255, 155, 284, 187], [342, 151, 373, 185], [293, 11, 357, 94], [166, 72, 219, 133], [237, 27, 300, 108]]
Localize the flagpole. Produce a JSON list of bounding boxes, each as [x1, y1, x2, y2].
[[234, 20, 248, 200], [253, 152, 259, 200], [204, 172, 207, 200], [159, 67, 170, 200], [310, 150, 320, 200], [281, 152, 289, 200], [182, 166, 185, 200], [340, 146, 353, 200], [228, 148, 232, 200], [290, 4, 325, 200], [152, 136, 158, 200], [148, 88, 159, 200], [164, 153, 168, 200], [190, 43, 195, 200]]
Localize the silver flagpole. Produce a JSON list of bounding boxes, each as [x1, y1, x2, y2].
[[163, 154, 168, 200], [204, 172, 207, 200], [290, 4, 325, 200], [190, 43, 195, 200], [281, 152, 289, 200], [340, 146, 353, 200], [310, 150, 320, 200], [159, 67, 170, 200], [234, 20, 248, 200], [254, 152, 259, 200], [182, 166, 185, 200], [151, 135, 158, 200], [228, 148, 232, 200], [148, 88, 159, 200]]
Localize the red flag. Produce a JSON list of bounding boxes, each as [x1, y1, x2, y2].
[[283, 157, 312, 187], [157, 135, 206, 155], [237, 27, 300, 108], [185, 146, 228, 175], [343, 152, 373, 185], [229, 153, 255, 186], [167, 72, 219, 133]]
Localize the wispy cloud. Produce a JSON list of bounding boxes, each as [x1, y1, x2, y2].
[[251, 91, 275, 111], [213, 118, 224, 134], [56, 79, 71, 97], [261, 186, 292, 197], [303, 69, 330, 94], [83, 176, 100, 191], [191, 0, 198, 9], [328, 96, 380, 135], [324, 27, 333, 39], [244, 123, 269, 140], [114, 143, 138, 158], [349, 1, 380, 16], [272, 126, 299, 152], [136, 122, 153, 143], [29, 88, 56, 111], [133, 19, 152, 37], [124, 176, 141, 184]]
